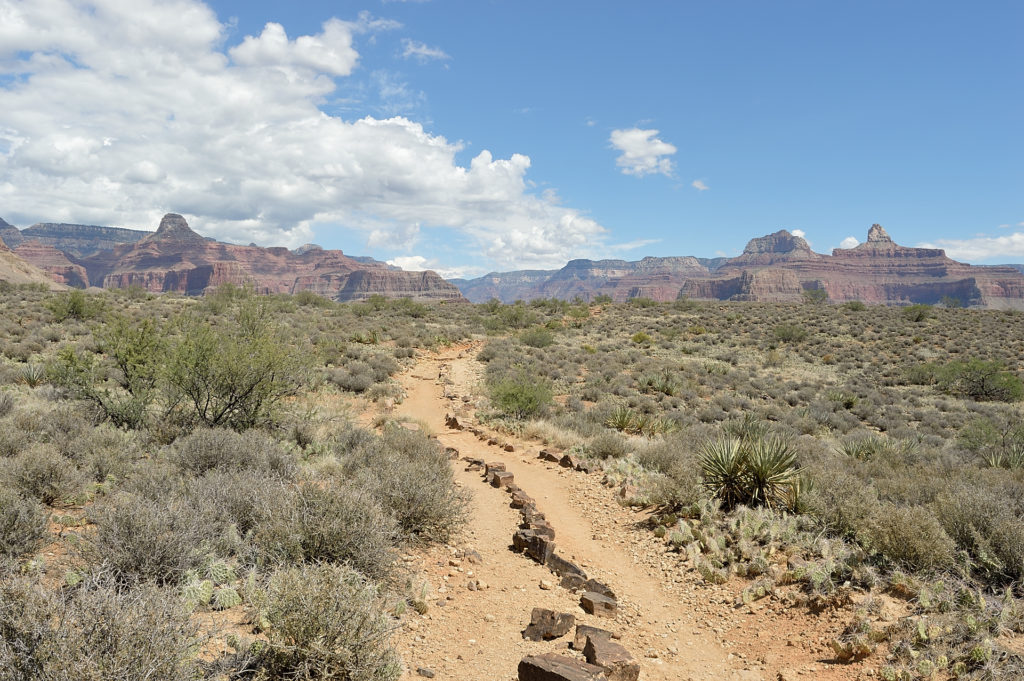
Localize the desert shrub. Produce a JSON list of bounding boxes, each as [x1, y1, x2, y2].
[[293, 290, 334, 308], [3, 446, 86, 505], [0, 392, 13, 418], [0, 489, 48, 561], [163, 300, 310, 431], [187, 469, 287, 538], [46, 346, 150, 430], [932, 359, 1023, 402], [488, 371, 553, 419], [802, 288, 828, 304], [250, 484, 398, 581], [863, 505, 956, 572], [0, 577, 201, 681], [85, 494, 210, 586], [588, 431, 629, 460], [901, 304, 932, 322], [772, 324, 808, 343], [44, 289, 103, 321], [244, 564, 400, 681], [635, 437, 702, 508], [343, 427, 466, 543], [169, 427, 297, 479], [520, 327, 555, 348], [934, 480, 1024, 581], [329, 361, 375, 393]]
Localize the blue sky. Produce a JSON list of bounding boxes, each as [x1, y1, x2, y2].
[[1, 1, 1021, 277]]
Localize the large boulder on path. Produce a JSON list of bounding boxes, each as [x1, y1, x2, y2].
[[518, 653, 607, 681], [522, 608, 575, 641]]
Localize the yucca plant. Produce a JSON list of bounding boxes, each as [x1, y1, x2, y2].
[[699, 438, 747, 510], [605, 405, 638, 433], [745, 436, 801, 509]]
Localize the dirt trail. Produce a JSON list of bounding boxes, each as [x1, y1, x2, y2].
[[390, 344, 858, 681]]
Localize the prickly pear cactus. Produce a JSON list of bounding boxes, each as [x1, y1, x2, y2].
[[212, 586, 243, 610]]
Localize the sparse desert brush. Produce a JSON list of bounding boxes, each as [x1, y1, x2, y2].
[[0, 577, 202, 681], [243, 563, 401, 681]]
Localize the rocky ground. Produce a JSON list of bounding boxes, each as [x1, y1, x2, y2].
[[385, 343, 878, 681]]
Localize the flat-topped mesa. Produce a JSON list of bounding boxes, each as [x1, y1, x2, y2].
[[143, 213, 206, 243], [724, 229, 820, 268]]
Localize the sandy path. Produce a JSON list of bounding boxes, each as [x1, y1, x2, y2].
[[390, 346, 759, 681]]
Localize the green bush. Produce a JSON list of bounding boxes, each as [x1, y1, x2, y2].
[[164, 300, 310, 430], [0, 489, 48, 561], [246, 564, 400, 681], [44, 289, 103, 322], [900, 304, 932, 322], [772, 323, 808, 343], [0, 578, 201, 681], [519, 327, 555, 348], [488, 371, 553, 419], [932, 359, 1023, 402]]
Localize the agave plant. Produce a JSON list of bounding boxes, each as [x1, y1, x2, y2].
[[699, 438, 747, 510]]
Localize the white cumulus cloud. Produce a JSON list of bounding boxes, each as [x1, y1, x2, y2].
[[0, 0, 609, 270], [230, 19, 360, 76], [609, 128, 676, 177], [919, 233, 1024, 262], [388, 255, 483, 280], [691, 179, 708, 191], [839, 236, 860, 249]]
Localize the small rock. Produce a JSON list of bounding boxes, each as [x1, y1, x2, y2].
[[540, 579, 553, 590], [523, 608, 575, 641], [580, 592, 617, 618], [518, 653, 605, 681], [416, 667, 435, 678], [484, 614, 496, 622]]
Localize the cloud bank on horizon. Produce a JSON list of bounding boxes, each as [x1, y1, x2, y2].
[[0, 0, 616, 271]]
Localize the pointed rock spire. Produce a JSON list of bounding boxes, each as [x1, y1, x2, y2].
[[866, 224, 893, 243]]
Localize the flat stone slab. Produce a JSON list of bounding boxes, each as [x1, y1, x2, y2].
[[518, 653, 607, 681], [580, 591, 617, 618], [522, 608, 575, 641], [485, 461, 506, 476]]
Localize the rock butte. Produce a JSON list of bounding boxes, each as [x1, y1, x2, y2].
[[456, 225, 1024, 309], [4, 213, 463, 302]]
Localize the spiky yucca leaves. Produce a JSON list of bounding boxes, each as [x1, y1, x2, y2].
[[699, 433, 802, 511], [745, 436, 801, 510], [699, 438, 747, 510]]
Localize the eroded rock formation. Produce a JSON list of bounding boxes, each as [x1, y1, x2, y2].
[[455, 224, 1024, 308]]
